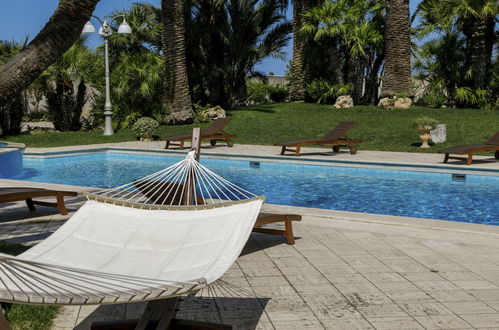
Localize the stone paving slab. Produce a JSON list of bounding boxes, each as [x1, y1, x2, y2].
[[2, 197, 499, 329], [1, 143, 499, 329]]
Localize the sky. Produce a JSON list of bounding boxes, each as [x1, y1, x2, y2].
[[0, 0, 422, 76]]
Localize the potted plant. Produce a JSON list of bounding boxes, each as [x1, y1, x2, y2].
[[132, 117, 159, 142], [413, 117, 438, 148]]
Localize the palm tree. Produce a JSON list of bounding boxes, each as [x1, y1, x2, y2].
[[301, 0, 383, 104], [416, 0, 497, 90], [413, 29, 466, 105], [0, 0, 99, 106], [187, 0, 291, 108], [381, 0, 413, 98], [161, 0, 194, 123], [0, 40, 28, 135], [289, 0, 312, 101], [41, 39, 101, 131], [107, 4, 165, 125]]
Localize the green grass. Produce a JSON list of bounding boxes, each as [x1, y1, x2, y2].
[[4, 103, 499, 153], [0, 241, 59, 330]]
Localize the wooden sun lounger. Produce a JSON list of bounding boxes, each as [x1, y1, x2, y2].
[[134, 180, 301, 245], [0, 187, 78, 215], [163, 118, 236, 150], [253, 212, 301, 245], [438, 131, 499, 165], [275, 121, 362, 156]]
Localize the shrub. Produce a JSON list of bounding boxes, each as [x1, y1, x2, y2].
[[306, 79, 352, 104], [131, 117, 159, 137], [122, 112, 142, 129], [413, 117, 438, 130], [247, 81, 270, 104], [454, 87, 489, 108], [246, 81, 289, 104], [268, 85, 288, 102], [422, 91, 447, 108]]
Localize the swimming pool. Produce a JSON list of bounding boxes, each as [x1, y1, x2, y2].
[[15, 151, 499, 225], [0, 142, 24, 178]]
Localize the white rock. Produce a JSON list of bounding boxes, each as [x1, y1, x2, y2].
[[393, 97, 412, 109], [201, 106, 226, 120], [333, 95, 354, 109], [378, 97, 393, 109], [20, 121, 56, 134], [378, 96, 412, 109]]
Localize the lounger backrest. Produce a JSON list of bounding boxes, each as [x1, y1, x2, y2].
[[485, 131, 499, 145], [201, 118, 231, 135], [322, 121, 358, 140]]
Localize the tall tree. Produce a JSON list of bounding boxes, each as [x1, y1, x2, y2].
[[416, 0, 497, 90], [381, 0, 413, 97], [289, 0, 313, 101], [161, 0, 193, 124], [41, 39, 101, 131], [186, 0, 290, 108], [302, 0, 383, 104], [0, 40, 27, 135], [0, 0, 100, 106], [107, 4, 164, 125]]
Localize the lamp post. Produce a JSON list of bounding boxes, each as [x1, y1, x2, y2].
[[82, 15, 132, 136]]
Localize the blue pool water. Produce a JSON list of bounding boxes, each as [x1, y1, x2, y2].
[[0, 144, 24, 178], [15, 152, 499, 225]]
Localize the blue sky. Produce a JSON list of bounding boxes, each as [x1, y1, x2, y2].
[[0, 0, 421, 75]]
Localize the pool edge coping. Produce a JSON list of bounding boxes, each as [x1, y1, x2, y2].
[[23, 146, 499, 176]]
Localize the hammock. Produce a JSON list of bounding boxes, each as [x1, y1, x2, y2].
[[0, 151, 265, 306]]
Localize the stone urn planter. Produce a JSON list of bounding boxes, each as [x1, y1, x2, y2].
[[140, 133, 154, 142], [413, 117, 438, 149], [418, 128, 432, 148]]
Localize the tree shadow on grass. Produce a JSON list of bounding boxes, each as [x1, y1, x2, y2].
[[239, 105, 276, 114]]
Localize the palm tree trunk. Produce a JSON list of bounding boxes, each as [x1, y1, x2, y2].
[[289, 0, 311, 101], [381, 0, 413, 98], [161, 0, 193, 124], [467, 15, 495, 90], [364, 51, 384, 104], [0, 0, 99, 106]]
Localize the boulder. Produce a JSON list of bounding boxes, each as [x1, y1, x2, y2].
[[378, 96, 412, 109], [334, 95, 354, 109], [20, 121, 56, 134], [201, 106, 226, 120], [393, 97, 412, 109], [164, 110, 194, 125], [378, 97, 393, 110]]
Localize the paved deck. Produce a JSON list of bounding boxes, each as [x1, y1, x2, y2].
[[1, 143, 499, 329]]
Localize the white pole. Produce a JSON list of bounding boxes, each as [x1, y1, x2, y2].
[[103, 35, 114, 136]]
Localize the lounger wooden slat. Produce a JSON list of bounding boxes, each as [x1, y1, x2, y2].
[[438, 131, 499, 165], [163, 118, 236, 150], [133, 181, 301, 245], [0, 187, 78, 215], [275, 121, 362, 156]]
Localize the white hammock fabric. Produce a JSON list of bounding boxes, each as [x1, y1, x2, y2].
[[0, 151, 265, 305]]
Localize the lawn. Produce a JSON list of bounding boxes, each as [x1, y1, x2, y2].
[[3, 103, 499, 153], [0, 241, 59, 330]]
